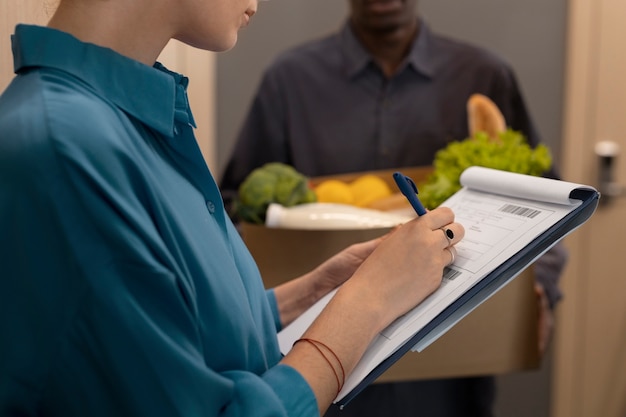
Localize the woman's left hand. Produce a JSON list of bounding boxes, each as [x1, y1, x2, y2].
[[311, 235, 385, 293], [273, 234, 386, 328]]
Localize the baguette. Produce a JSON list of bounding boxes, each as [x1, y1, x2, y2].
[[467, 94, 506, 141]]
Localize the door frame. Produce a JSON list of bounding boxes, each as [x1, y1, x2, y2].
[[552, 0, 626, 415]]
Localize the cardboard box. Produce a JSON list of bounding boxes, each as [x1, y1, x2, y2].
[[240, 166, 540, 382]]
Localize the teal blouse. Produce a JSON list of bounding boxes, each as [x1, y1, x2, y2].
[[0, 25, 316, 417]]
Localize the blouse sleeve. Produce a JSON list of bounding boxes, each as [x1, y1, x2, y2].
[[38, 262, 317, 417], [266, 288, 284, 332]]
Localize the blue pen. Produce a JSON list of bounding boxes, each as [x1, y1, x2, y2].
[[392, 172, 427, 216]]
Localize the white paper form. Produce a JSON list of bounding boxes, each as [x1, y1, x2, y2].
[[277, 167, 596, 402]]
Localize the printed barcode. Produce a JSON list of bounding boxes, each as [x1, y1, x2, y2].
[[443, 267, 462, 281], [499, 204, 541, 218]]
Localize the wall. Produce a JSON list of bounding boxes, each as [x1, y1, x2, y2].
[[216, 1, 568, 416]]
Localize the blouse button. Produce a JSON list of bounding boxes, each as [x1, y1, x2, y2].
[[206, 200, 216, 214]]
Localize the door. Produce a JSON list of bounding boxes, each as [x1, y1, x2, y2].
[[552, 0, 626, 416]]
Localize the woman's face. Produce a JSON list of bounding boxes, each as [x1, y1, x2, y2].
[[174, 0, 258, 52]]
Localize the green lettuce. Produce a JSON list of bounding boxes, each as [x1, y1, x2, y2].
[[418, 129, 552, 209]]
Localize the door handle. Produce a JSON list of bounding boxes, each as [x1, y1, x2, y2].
[[595, 140, 624, 204]]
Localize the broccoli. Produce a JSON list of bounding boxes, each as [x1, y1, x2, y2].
[[235, 163, 316, 224]]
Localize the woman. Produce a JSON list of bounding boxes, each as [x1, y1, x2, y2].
[[0, 0, 464, 416]]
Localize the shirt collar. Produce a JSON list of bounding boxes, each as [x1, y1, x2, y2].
[[339, 16, 436, 80], [11, 24, 196, 138]]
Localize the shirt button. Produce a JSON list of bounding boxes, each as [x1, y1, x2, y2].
[[206, 200, 216, 214]]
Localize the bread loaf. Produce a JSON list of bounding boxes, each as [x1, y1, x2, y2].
[[467, 94, 506, 141]]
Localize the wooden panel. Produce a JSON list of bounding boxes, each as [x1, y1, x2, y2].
[[0, 1, 51, 91]]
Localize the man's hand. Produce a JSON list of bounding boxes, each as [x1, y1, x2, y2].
[[535, 282, 554, 356]]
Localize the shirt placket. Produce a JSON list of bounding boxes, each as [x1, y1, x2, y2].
[[170, 80, 229, 235], [376, 78, 393, 167]]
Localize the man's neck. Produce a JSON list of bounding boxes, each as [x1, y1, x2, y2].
[[352, 18, 420, 78]]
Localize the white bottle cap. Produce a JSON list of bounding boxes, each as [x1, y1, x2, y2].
[[265, 203, 285, 227]]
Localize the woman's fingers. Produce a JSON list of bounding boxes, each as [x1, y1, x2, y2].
[[444, 246, 457, 266], [420, 207, 465, 247], [439, 227, 454, 246], [342, 206, 466, 327], [416, 207, 463, 266], [420, 206, 455, 229]]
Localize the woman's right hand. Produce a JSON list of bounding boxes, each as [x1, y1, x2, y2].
[[338, 206, 464, 331], [281, 206, 464, 412]]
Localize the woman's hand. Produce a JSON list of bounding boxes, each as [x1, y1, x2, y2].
[[273, 235, 383, 328], [337, 206, 464, 330], [282, 206, 464, 412], [310, 235, 384, 294]]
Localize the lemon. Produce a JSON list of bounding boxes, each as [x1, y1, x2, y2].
[[314, 180, 354, 204], [349, 175, 393, 207]]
